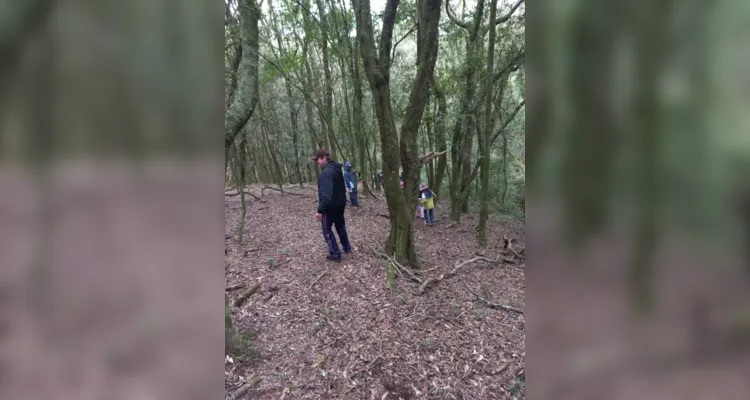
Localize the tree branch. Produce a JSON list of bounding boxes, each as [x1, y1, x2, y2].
[[378, 0, 401, 69], [493, 50, 525, 83], [391, 23, 418, 65], [494, 0, 524, 25], [354, 0, 386, 86], [445, 0, 470, 30], [461, 100, 525, 198], [491, 100, 525, 145]]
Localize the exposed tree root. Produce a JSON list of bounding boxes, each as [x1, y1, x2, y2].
[[370, 247, 422, 283], [227, 376, 262, 399], [362, 180, 379, 199], [226, 283, 246, 292], [233, 283, 261, 307], [502, 235, 525, 265]]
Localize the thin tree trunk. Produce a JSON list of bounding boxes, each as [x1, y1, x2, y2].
[[315, 0, 336, 158], [300, 3, 321, 179], [630, 0, 672, 314], [268, 0, 303, 186], [430, 74, 447, 196], [477, 0, 498, 247], [446, 0, 485, 222]]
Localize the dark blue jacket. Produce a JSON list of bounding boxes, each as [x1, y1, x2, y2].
[[343, 162, 356, 190], [317, 161, 347, 214]]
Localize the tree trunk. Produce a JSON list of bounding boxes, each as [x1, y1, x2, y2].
[[629, 0, 672, 314], [268, 0, 303, 186], [224, 0, 260, 162], [430, 74, 447, 196], [425, 95, 435, 188], [315, 0, 336, 159], [562, 0, 621, 247], [477, 0, 498, 247], [301, 0, 320, 179], [446, 0, 485, 222], [354, 0, 441, 267]]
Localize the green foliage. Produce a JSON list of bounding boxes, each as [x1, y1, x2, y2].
[[281, 247, 292, 256], [260, 51, 304, 84]]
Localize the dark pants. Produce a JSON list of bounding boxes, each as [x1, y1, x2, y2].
[[321, 207, 351, 258], [423, 208, 434, 225], [349, 188, 359, 206]]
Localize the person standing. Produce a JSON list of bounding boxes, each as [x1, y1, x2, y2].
[[419, 183, 436, 225], [343, 161, 360, 207], [313, 149, 352, 262]]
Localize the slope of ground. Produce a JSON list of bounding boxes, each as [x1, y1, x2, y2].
[[224, 184, 526, 399]]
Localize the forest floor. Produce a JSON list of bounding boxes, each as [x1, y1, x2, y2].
[[224, 184, 526, 400]]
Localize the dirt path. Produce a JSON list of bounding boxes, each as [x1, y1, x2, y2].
[[225, 184, 526, 399]]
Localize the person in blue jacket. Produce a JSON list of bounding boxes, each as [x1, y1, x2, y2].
[[343, 161, 360, 207]]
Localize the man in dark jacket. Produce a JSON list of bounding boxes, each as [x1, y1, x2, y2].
[[313, 149, 352, 262]]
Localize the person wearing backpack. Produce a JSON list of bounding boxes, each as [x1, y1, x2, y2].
[[313, 149, 352, 262], [343, 161, 359, 207]]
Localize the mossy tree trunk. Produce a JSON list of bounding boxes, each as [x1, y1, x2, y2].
[[354, 0, 442, 267]]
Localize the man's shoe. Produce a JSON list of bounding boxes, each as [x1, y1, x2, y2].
[[343, 249, 352, 254], [326, 255, 341, 262]]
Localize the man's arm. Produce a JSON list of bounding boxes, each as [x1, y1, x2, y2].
[[317, 171, 334, 213]]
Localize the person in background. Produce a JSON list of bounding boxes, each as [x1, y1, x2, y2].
[[419, 183, 436, 226], [313, 149, 352, 262], [343, 161, 359, 207], [377, 170, 383, 187]]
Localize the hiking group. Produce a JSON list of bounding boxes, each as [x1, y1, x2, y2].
[[313, 148, 437, 262]]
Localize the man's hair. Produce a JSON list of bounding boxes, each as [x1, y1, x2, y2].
[[313, 148, 331, 161]]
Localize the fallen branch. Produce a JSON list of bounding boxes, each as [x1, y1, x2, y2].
[[243, 248, 261, 256], [225, 284, 246, 292], [233, 283, 261, 307], [270, 259, 291, 268], [418, 257, 500, 294], [378, 214, 391, 219], [261, 186, 307, 197], [225, 189, 261, 201], [229, 376, 262, 399], [304, 266, 331, 293], [369, 247, 422, 283], [462, 279, 523, 314]]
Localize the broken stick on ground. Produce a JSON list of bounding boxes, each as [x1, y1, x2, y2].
[[462, 279, 523, 314], [225, 189, 261, 201], [304, 266, 331, 293], [418, 256, 501, 294]]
